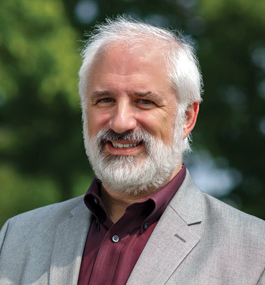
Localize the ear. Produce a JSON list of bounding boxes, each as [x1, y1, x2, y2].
[[183, 102, 199, 139]]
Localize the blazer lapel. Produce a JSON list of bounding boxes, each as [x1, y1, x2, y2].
[[49, 201, 92, 285], [127, 171, 203, 285]]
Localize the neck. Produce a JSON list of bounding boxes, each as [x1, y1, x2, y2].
[[100, 186, 150, 223], [101, 160, 183, 223]]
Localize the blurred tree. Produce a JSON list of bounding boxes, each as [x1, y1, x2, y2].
[[1, 0, 265, 228], [0, 0, 93, 226], [196, 0, 265, 218]]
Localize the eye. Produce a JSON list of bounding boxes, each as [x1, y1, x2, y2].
[[96, 98, 115, 104], [138, 99, 154, 105], [136, 99, 156, 109]]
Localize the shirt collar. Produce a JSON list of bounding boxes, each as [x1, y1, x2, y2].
[[84, 165, 186, 232]]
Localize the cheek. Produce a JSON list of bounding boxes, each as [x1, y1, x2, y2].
[[137, 112, 175, 142], [87, 109, 111, 136], [157, 116, 177, 145]]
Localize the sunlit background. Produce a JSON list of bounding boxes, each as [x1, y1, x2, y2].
[[1, 0, 265, 227]]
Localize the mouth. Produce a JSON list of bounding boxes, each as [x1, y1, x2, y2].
[[108, 140, 143, 149]]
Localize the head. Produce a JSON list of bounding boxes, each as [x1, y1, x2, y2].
[[79, 17, 202, 194]]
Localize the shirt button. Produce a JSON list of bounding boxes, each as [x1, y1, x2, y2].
[[143, 223, 148, 230], [93, 197, 99, 204], [112, 235, 120, 243], [95, 219, 98, 226]]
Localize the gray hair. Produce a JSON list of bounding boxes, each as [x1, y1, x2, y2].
[[79, 16, 203, 152]]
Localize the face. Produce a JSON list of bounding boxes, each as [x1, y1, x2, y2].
[[87, 44, 179, 152], [84, 43, 185, 194]]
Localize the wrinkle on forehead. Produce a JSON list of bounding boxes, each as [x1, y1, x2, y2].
[[93, 42, 167, 79]]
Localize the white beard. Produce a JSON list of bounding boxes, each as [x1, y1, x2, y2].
[[84, 123, 184, 195]]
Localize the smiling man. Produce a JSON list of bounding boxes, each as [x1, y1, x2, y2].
[[1, 17, 265, 285], [83, 39, 197, 206]]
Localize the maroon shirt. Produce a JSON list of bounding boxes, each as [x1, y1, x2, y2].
[[78, 166, 186, 285]]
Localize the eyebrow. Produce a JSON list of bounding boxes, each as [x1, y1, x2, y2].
[[90, 90, 114, 102], [132, 91, 164, 105], [90, 90, 164, 105]]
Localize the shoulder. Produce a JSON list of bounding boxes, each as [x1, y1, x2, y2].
[[0, 196, 86, 247], [174, 169, 265, 241], [9, 195, 84, 224], [201, 191, 265, 239]]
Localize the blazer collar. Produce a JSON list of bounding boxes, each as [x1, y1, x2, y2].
[[127, 170, 203, 285], [49, 199, 92, 285], [169, 169, 203, 226]]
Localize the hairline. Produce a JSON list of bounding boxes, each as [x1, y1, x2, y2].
[[81, 35, 184, 108]]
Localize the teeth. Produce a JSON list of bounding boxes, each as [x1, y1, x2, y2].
[[111, 142, 140, 149]]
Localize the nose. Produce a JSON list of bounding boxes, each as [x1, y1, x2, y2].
[[109, 100, 137, 134]]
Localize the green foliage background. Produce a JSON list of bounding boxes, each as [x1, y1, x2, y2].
[[1, 0, 265, 227]]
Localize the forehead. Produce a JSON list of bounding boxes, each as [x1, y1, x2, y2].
[[88, 41, 171, 88], [103, 40, 163, 59]]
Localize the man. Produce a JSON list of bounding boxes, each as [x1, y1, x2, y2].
[[0, 17, 265, 285]]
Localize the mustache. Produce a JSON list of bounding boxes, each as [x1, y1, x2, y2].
[[97, 129, 148, 142], [96, 129, 153, 152]]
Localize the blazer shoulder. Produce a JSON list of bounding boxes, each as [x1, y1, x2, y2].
[[176, 170, 265, 241], [12, 195, 84, 221], [0, 196, 86, 245], [201, 191, 265, 240], [181, 170, 265, 233]]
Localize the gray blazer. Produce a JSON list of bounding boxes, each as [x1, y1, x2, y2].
[[1, 171, 265, 285]]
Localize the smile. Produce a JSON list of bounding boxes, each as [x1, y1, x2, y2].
[[109, 141, 142, 149]]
